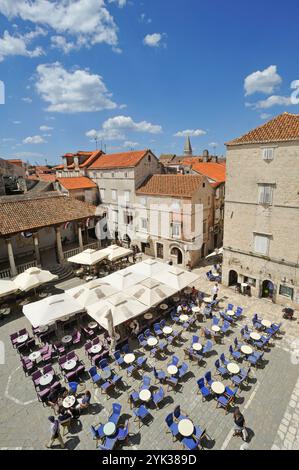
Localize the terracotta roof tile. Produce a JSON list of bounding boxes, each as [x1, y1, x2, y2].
[[57, 177, 97, 190], [28, 174, 56, 182], [0, 193, 96, 236], [226, 112, 299, 146], [89, 150, 148, 169], [136, 174, 204, 198], [7, 159, 24, 167], [191, 162, 226, 183]]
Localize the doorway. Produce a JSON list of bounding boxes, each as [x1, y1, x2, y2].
[[170, 247, 183, 265], [228, 270, 238, 286], [262, 280, 274, 299]]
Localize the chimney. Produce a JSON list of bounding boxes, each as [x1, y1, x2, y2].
[[74, 156, 79, 171], [203, 149, 209, 162], [63, 156, 68, 170]]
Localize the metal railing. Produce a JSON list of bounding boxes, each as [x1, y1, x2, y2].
[[0, 260, 37, 279], [63, 241, 100, 260]]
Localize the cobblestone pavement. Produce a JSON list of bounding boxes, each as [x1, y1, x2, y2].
[[0, 265, 298, 451]]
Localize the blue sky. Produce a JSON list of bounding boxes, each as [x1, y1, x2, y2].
[[0, 0, 299, 165]]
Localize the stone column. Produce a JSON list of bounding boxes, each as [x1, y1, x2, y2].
[[78, 224, 84, 252], [6, 238, 17, 276], [33, 232, 41, 266], [55, 226, 64, 264]]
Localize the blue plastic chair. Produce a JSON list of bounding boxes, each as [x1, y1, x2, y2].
[[138, 334, 147, 348], [165, 413, 179, 441], [197, 378, 211, 401], [220, 353, 229, 366], [68, 381, 79, 394], [89, 366, 101, 385], [109, 403, 122, 425], [153, 387, 164, 408], [182, 437, 199, 450], [113, 350, 125, 368], [221, 321, 230, 335], [173, 405, 188, 421], [217, 395, 232, 413], [154, 323, 163, 337], [153, 366, 166, 383], [133, 405, 151, 428], [117, 420, 129, 444], [178, 362, 188, 379], [128, 390, 139, 408], [202, 340, 213, 356], [137, 356, 147, 368], [140, 375, 151, 391], [215, 359, 227, 378], [204, 370, 213, 387], [168, 355, 179, 367]]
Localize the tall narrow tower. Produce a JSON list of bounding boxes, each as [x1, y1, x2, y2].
[[184, 136, 193, 156]]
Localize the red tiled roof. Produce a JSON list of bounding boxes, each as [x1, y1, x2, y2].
[[0, 193, 96, 236], [226, 112, 299, 146], [57, 177, 97, 190], [7, 159, 24, 167], [89, 150, 149, 169], [136, 174, 204, 198], [28, 174, 56, 182], [191, 162, 226, 183]]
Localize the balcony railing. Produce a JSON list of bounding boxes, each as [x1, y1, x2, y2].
[[63, 242, 100, 260], [0, 260, 38, 279]]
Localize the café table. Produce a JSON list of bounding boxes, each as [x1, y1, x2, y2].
[[167, 365, 178, 375], [29, 351, 41, 362], [261, 319, 271, 328], [211, 325, 220, 333], [61, 335, 72, 345], [250, 332, 261, 341], [63, 359, 77, 371], [178, 419, 194, 437], [192, 306, 200, 313], [226, 310, 235, 317], [39, 373, 53, 387], [144, 313, 153, 320], [90, 344, 102, 354], [147, 337, 158, 347], [192, 342, 202, 352], [211, 381, 225, 395], [103, 422, 116, 437], [63, 395, 76, 409], [160, 304, 168, 311], [139, 389, 151, 402], [179, 314, 189, 323], [241, 345, 253, 355], [227, 362, 240, 374], [17, 334, 28, 344], [124, 353, 135, 365], [163, 326, 173, 335], [88, 321, 98, 330]]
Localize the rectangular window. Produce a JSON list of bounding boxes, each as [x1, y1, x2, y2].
[[111, 189, 117, 200], [254, 234, 270, 255], [203, 221, 207, 233], [172, 222, 181, 238], [112, 210, 118, 223], [99, 188, 105, 200], [279, 285, 294, 299], [111, 172, 115, 178], [124, 190, 130, 202], [263, 148, 274, 161], [124, 211, 133, 225], [141, 218, 147, 230], [258, 184, 273, 205], [156, 243, 164, 259]]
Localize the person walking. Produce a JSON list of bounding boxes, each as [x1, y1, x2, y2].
[[212, 282, 219, 301], [46, 416, 65, 449], [233, 407, 248, 442]]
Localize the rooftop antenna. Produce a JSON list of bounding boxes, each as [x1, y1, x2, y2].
[[104, 143, 107, 153], [100, 140, 103, 151], [94, 137, 98, 150]]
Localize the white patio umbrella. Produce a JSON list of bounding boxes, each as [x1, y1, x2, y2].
[[22, 293, 83, 328], [205, 247, 223, 259], [105, 308, 116, 351], [13, 267, 58, 292], [124, 278, 176, 308], [67, 279, 119, 308], [0, 279, 19, 298], [68, 248, 108, 266], [104, 267, 148, 290], [152, 265, 199, 291], [87, 293, 147, 328], [102, 244, 133, 262], [129, 258, 169, 277]]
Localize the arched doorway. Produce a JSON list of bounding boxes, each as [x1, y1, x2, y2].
[[228, 270, 238, 286], [123, 234, 131, 248], [170, 246, 183, 265], [262, 280, 274, 299], [201, 243, 206, 258]]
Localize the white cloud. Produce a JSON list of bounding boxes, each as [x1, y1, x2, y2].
[[209, 142, 219, 147], [51, 35, 76, 54], [22, 97, 32, 103], [0, 28, 44, 62], [23, 135, 46, 144], [143, 33, 166, 48], [140, 13, 152, 24], [108, 0, 127, 7], [86, 115, 162, 141], [0, 0, 121, 51], [249, 95, 293, 109], [40, 125, 53, 131], [13, 120, 21, 124], [13, 151, 45, 158], [35, 62, 117, 113], [123, 140, 139, 148], [174, 129, 207, 137], [244, 65, 282, 96], [260, 113, 272, 120]]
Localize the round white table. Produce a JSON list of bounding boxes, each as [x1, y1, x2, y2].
[[38, 325, 48, 333], [241, 345, 253, 355], [124, 353, 135, 364], [226, 310, 235, 316], [17, 334, 28, 344], [63, 395, 76, 409], [167, 365, 178, 375], [212, 325, 220, 333], [62, 335, 72, 344], [103, 422, 116, 437], [139, 389, 151, 402], [160, 304, 168, 310], [0, 307, 11, 316], [144, 313, 153, 320], [39, 373, 53, 387], [63, 359, 77, 370], [192, 342, 202, 351], [184, 287, 192, 294], [173, 296, 180, 303], [178, 419, 194, 437], [90, 344, 102, 354], [192, 306, 200, 313], [88, 322, 98, 329], [203, 297, 212, 303], [147, 337, 158, 347], [250, 332, 261, 341], [29, 351, 41, 362], [179, 314, 189, 322], [211, 381, 225, 395], [262, 319, 271, 328], [163, 326, 173, 335], [227, 362, 240, 374]]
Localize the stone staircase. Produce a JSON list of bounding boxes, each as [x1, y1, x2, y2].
[[46, 263, 74, 283]]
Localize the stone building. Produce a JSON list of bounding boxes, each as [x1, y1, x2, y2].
[[222, 112, 299, 308]]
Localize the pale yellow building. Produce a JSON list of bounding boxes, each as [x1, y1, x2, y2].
[[222, 112, 299, 308]]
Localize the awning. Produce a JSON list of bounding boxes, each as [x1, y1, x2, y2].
[[13, 267, 58, 292], [152, 265, 199, 290], [68, 248, 108, 266], [0, 279, 19, 298], [205, 247, 223, 259], [133, 233, 150, 244], [124, 278, 176, 308], [67, 279, 119, 308]]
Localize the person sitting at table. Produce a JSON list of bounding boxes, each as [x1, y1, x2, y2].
[[75, 390, 91, 414], [57, 406, 72, 435], [177, 304, 183, 314], [129, 319, 140, 336], [47, 386, 68, 414], [191, 286, 197, 300]]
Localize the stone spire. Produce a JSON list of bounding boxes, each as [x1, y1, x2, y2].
[[184, 136, 192, 156]]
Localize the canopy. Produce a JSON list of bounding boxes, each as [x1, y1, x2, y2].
[[101, 244, 133, 262], [13, 267, 58, 292], [87, 293, 147, 328], [205, 247, 223, 259], [104, 267, 148, 290], [67, 279, 119, 308], [0, 279, 19, 298], [23, 293, 83, 328], [129, 258, 168, 277], [152, 265, 199, 291], [68, 248, 108, 266], [124, 278, 176, 308]]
